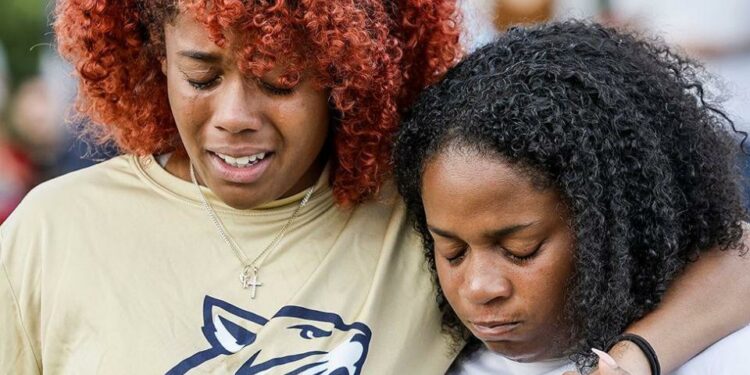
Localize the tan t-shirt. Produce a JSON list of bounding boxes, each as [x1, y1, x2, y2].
[[0, 155, 453, 374]]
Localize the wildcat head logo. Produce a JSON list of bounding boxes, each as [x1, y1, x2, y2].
[[166, 296, 372, 375]]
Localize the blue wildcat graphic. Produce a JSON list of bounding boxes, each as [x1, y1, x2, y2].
[[166, 296, 372, 375]]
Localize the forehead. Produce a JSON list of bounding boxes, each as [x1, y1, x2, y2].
[[421, 148, 560, 226], [165, 12, 221, 50], [164, 10, 308, 77], [422, 148, 531, 202]]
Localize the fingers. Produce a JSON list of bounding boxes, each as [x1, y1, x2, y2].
[[592, 348, 632, 375], [593, 348, 619, 368], [561, 349, 635, 375]]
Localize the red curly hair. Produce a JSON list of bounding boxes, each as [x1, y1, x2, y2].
[[54, 0, 461, 205]]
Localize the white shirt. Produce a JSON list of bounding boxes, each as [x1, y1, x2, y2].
[[454, 325, 750, 374], [450, 351, 575, 375]]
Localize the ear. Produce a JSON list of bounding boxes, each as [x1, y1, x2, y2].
[[210, 314, 256, 353], [201, 296, 268, 354], [161, 56, 168, 76]]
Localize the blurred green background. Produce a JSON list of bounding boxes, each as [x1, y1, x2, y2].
[[0, 0, 48, 90]]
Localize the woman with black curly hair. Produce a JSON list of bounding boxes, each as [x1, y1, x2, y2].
[[395, 21, 750, 374]]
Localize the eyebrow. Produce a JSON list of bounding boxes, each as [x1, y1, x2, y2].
[[486, 222, 535, 238], [427, 222, 536, 240], [177, 50, 222, 63]]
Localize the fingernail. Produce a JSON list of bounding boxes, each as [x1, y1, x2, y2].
[[592, 348, 618, 368]]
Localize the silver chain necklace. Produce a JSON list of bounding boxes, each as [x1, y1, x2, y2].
[[189, 163, 315, 299]]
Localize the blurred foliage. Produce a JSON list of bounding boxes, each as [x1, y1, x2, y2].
[[0, 0, 49, 89]]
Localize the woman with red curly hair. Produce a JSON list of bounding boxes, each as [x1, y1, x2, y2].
[[1, 1, 464, 373], [1, 1, 749, 374]]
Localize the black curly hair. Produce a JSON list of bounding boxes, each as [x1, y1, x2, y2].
[[394, 21, 747, 368]]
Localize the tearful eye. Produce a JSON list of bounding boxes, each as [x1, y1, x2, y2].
[[188, 77, 220, 90], [258, 79, 296, 96], [288, 324, 332, 340], [178, 66, 222, 91]]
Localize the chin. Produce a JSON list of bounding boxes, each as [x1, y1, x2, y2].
[[215, 186, 270, 210], [223, 199, 261, 210], [483, 341, 558, 363]]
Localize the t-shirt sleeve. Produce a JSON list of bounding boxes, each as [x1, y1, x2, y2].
[[672, 324, 750, 375], [0, 232, 42, 374]]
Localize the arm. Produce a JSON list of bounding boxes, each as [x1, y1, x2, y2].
[[609, 238, 750, 375], [0, 259, 42, 374], [0, 227, 43, 374]]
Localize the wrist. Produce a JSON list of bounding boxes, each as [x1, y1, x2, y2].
[[608, 340, 652, 375]]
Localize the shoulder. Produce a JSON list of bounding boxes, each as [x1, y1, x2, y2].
[[339, 178, 432, 286], [353, 180, 410, 226], [672, 325, 750, 375], [7, 155, 138, 218], [0, 155, 144, 244], [348, 180, 422, 251], [27, 155, 135, 197]]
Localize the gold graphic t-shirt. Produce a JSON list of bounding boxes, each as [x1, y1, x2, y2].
[[0, 155, 453, 374]]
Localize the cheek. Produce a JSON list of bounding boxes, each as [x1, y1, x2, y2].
[[435, 258, 463, 307], [169, 93, 209, 142], [548, 246, 575, 287], [527, 252, 574, 313], [276, 100, 329, 149], [166, 79, 188, 123], [166, 68, 206, 129]]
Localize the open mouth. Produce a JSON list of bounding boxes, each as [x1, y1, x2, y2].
[[212, 151, 269, 168], [207, 150, 275, 184]]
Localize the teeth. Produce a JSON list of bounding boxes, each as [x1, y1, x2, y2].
[[215, 152, 267, 167]]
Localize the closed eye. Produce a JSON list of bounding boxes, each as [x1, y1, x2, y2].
[[444, 244, 468, 265], [188, 77, 220, 90], [502, 241, 544, 264], [258, 79, 295, 96], [288, 324, 332, 340], [178, 65, 222, 91]]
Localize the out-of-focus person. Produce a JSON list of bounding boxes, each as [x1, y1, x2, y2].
[[0, 43, 36, 224], [10, 76, 65, 170], [459, 0, 555, 52], [36, 49, 115, 179], [459, 0, 501, 52], [7, 51, 116, 188], [494, 0, 553, 30], [0, 142, 35, 224]]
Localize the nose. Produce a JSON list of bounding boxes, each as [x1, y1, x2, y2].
[[212, 78, 263, 134], [461, 253, 513, 305]]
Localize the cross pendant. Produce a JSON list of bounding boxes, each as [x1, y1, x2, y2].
[[240, 267, 263, 299]]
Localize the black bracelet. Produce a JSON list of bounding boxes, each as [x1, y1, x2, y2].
[[606, 333, 661, 375]]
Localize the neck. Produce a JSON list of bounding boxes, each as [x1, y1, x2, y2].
[[279, 155, 326, 199], [164, 150, 193, 183]]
